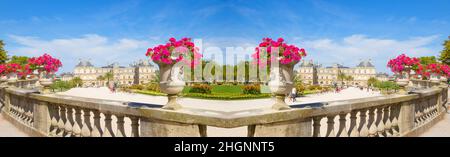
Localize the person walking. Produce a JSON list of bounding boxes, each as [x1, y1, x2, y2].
[[291, 87, 297, 102]]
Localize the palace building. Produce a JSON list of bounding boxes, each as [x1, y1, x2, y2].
[[72, 59, 156, 86], [296, 59, 378, 86]]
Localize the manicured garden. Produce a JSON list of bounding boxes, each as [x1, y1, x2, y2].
[[125, 83, 320, 100]]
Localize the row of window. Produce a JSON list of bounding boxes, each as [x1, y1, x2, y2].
[[74, 68, 154, 74], [299, 69, 376, 74]]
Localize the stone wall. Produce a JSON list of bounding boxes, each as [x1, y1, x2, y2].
[[0, 79, 447, 137]]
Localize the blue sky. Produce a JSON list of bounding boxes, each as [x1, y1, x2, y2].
[[0, 0, 449, 73]]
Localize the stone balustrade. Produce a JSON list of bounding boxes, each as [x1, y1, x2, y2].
[[3, 79, 39, 89], [0, 79, 448, 137]]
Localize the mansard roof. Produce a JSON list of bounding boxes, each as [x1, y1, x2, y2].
[[357, 60, 375, 67], [76, 60, 94, 67]]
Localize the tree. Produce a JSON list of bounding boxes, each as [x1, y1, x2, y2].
[[439, 36, 450, 65], [337, 70, 347, 85], [96, 75, 105, 86], [367, 77, 379, 87], [8, 56, 29, 66], [71, 77, 83, 87], [419, 56, 437, 66], [104, 72, 114, 82], [0, 40, 8, 64]]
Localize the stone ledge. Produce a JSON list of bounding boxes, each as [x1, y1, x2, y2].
[[0, 110, 46, 137], [401, 109, 447, 137]]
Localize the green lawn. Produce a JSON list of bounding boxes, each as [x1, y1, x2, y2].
[[134, 85, 320, 100]]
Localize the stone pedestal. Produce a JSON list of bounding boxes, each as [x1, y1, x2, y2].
[[33, 101, 51, 135], [271, 95, 290, 110], [399, 101, 415, 134], [251, 118, 312, 137], [140, 118, 204, 137], [161, 94, 182, 110]]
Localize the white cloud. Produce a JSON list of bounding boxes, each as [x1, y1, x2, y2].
[[298, 34, 441, 73], [8, 34, 154, 73]]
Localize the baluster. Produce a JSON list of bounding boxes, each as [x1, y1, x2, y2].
[[72, 107, 82, 137], [49, 105, 59, 137], [91, 110, 103, 137], [390, 105, 400, 136], [368, 108, 377, 137], [312, 116, 322, 137], [348, 111, 359, 137], [57, 106, 67, 137], [383, 106, 392, 137], [64, 107, 74, 137], [325, 115, 336, 137], [376, 106, 385, 137], [358, 109, 369, 137], [414, 101, 420, 126], [116, 115, 126, 137], [337, 113, 349, 137], [81, 109, 92, 137], [130, 117, 139, 137], [103, 113, 114, 137]]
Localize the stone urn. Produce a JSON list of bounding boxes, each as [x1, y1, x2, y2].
[[157, 62, 185, 110], [7, 73, 18, 83], [430, 74, 441, 83], [396, 70, 410, 94], [268, 61, 297, 110], [38, 73, 54, 94]]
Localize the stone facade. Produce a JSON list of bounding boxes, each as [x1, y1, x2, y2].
[[73, 59, 156, 86], [297, 59, 377, 86]]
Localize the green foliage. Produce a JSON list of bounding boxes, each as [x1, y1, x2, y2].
[[420, 56, 437, 66], [295, 83, 306, 95], [182, 93, 271, 100], [242, 84, 261, 94], [189, 84, 212, 94], [0, 40, 8, 64], [212, 85, 243, 94], [50, 80, 77, 92], [367, 77, 379, 86], [8, 55, 29, 66], [104, 72, 114, 81], [306, 85, 321, 91], [439, 36, 450, 65], [129, 84, 145, 90], [145, 83, 160, 92], [373, 81, 400, 90], [71, 77, 83, 87]]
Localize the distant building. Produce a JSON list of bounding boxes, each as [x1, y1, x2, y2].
[[73, 59, 156, 86], [297, 59, 377, 86], [376, 72, 390, 82], [60, 72, 74, 81]]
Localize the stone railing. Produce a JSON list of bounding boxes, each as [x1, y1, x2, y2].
[[0, 80, 447, 137], [3, 79, 39, 89]]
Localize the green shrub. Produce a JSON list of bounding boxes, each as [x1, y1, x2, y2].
[[212, 85, 243, 94], [129, 84, 144, 90], [306, 85, 321, 91], [189, 84, 212, 94], [295, 84, 306, 95], [145, 83, 160, 92], [242, 84, 261, 94]]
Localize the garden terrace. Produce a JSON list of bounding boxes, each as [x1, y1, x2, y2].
[[0, 79, 448, 137]]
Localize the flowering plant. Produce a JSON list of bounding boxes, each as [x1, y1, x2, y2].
[[0, 64, 6, 76], [17, 64, 32, 79], [28, 53, 62, 75], [145, 37, 202, 67], [251, 38, 306, 67], [387, 54, 421, 74], [4, 63, 21, 74], [425, 63, 450, 78]]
